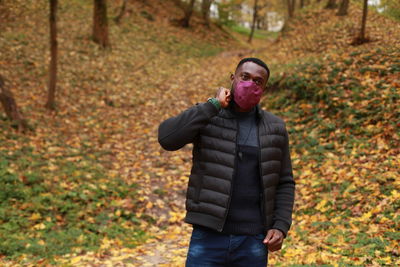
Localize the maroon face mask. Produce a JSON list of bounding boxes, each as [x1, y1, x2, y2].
[[233, 80, 263, 110]]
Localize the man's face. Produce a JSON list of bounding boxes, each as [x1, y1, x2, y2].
[[230, 61, 269, 90]]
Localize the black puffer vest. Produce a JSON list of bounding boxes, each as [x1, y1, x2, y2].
[[158, 102, 295, 237]]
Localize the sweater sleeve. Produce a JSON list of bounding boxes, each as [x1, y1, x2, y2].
[[272, 124, 295, 238], [158, 102, 219, 151]]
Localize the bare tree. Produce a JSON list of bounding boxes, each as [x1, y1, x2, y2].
[[325, 0, 337, 9], [358, 0, 368, 42], [0, 76, 30, 133], [93, 0, 110, 47], [279, 0, 296, 37], [181, 0, 196, 27], [351, 0, 369, 44], [336, 0, 349, 15], [114, 0, 128, 24], [248, 0, 259, 43], [287, 0, 295, 18], [201, 0, 213, 27], [46, 0, 58, 110]]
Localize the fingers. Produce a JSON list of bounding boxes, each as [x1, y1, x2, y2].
[[263, 230, 274, 244], [218, 87, 228, 94], [264, 230, 283, 252], [225, 89, 231, 102], [215, 87, 231, 108], [268, 233, 281, 246]]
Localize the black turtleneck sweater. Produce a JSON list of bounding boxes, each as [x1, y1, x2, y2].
[[220, 107, 264, 235]]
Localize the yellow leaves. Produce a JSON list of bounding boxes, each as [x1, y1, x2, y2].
[[299, 103, 313, 111], [33, 223, 46, 230], [60, 182, 69, 189], [366, 224, 379, 234], [309, 213, 327, 222], [76, 234, 85, 244], [100, 237, 112, 250], [146, 202, 153, 209], [69, 256, 83, 265], [315, 199, 329, 212], [301, 169, 313, 178], [360, 211, 372, 221], [48, 163, 59, 171], [303, 251, 318, 264], [168, 211, 184, 224], [376, 137, 389, 150], [381, 256, 393, 265], [343, 184, 357, 197], [99, 184, 107, 190], [29, 212, 41, 221], [72, 170, 81, 177], [330, 216, 341, 224], [391, 190, 399, 199], [284, 247, 303, 258], [379, 171, 399, 183]]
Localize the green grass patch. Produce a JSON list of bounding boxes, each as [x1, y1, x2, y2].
[[0, 144, 145, 261], [154, 34, 224, 58], [229, 24, 279, 40]]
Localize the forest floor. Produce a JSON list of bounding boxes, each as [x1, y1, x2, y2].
[[0, 0, 399, 266]]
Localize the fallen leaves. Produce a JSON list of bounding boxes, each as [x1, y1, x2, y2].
[[1, 0, 400, 266]]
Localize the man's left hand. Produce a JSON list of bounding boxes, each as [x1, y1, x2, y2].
[[263, 229, 284, 252]]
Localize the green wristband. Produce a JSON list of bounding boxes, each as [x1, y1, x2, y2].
[[207, 97, 221, 110]]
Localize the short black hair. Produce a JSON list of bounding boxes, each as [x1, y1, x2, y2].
[[235, 57, 270, 78]]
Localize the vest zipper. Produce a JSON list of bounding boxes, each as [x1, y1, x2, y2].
[[218, 119, 239, 232]]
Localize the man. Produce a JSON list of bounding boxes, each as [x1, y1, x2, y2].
[[158, 58, 295, 266]]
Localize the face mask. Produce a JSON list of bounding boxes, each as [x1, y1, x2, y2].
[[233, 80, 263, 110]]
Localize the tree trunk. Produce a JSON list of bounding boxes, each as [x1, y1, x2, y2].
[[351, 0, 369, 44], [93, 0, 109, 47], [248, 0, 259, 43], [256, 17, 261, 29], [248, 0, 258, 43], [46, 0, 57, 110], [114, 0, 128, 24], [336, 0, 349, 15], [201, 0, 213, 27], [359, 0, 368, 40], [325, 0, 337, 9], [287, 0, 295, 18], [0, 76, 30, 133], [300, 0, 304, 8], [181, 0, 196, 27]]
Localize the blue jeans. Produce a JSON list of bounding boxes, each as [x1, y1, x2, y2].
[[185, 226, 268, 267]]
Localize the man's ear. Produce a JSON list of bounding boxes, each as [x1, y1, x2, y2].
[[230, 73, 234, 82]]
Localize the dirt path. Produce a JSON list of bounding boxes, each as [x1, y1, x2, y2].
[[53, 50, 253, 266]]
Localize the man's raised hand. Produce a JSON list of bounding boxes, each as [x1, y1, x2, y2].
[[215, 87, 231, 108]]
